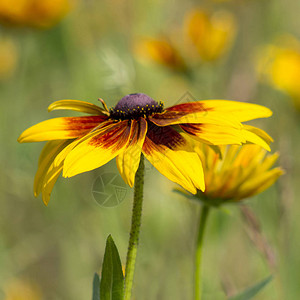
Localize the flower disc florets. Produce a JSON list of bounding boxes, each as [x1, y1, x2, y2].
[[110, 93, 164, 120]]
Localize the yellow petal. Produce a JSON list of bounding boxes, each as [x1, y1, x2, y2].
[[241, 129, 271, 151], [258, 152, 279, 172], [40, 139, 81, 205], [34, 140, 70, 198], [142, 126, 205, 193], [232, 145, 263, 169], [238, 168, 284, 199], [181, 123, 271, 150], [181, 123, 245, 145], [41, 167, 62, 206], [48, 99, 108, 115], [199, 100, 273, 122], [63, 121, 133, 178], [116, 118, 148, 187], [150, 110, 242, 128], [18, 116, 105, 143], [243, 125, 274, 144]]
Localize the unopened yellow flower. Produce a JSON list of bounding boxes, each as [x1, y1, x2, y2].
[[194, 143, 283, 205], [0, 0, 71, 28], [0, 37, 18, 80], [257, 35, 300, 108], [185, 9, 236, 62], [4, 280, 41, 300], [135, 37, 186, 71], [18, 93, 272, 205]]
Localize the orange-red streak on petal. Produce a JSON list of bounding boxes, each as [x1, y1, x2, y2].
[[88, 120, 131, 150], [116, 118, 148, 187], [64, 116, 108, 137], [142, 123, 205, 193], [149, 102, 213, 126], [62, 120, 133, 178], [180, 123, 203, 135], [143, 123, 185, 153], [166, 102, 212, 112], [18, 115, 109, 143]]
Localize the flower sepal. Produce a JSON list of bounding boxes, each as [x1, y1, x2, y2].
[[195, 191, 230, 207], [174, 187, 229, 208]]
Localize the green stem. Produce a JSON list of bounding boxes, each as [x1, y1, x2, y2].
[[124, 155, 145, 300], [194, 204, 210, 300]]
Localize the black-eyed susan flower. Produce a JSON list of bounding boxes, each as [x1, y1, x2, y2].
[[134, 37, 187, 71], [0, 0, 71, 28], [185, 8, 236, 62], [256, 35, 300, 109], [18, 93, 272, 205], [194, 143, 284, 205]]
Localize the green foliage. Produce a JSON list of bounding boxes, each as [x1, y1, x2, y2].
[[92, 273, 100, 300], [229, 276, 273, 300], [100, 235, 124, 300]]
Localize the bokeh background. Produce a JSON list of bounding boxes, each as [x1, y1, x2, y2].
[[1, 0, 299, 299]]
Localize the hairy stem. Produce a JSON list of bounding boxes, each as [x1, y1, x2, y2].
[[124, 155, 145, 300]]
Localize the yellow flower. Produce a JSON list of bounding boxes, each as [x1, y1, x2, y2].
[[194, 143, 283, 205], [185, 9, 236, 62], [256, 35, 300, 108], [0, 37, 18, 80], [134, 37, 186, 71], [18, 93, 272, 205], [0, 0, 71, 28], [4, 279, 41, 300]]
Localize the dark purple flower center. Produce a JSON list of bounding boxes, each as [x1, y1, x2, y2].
[[110, 93, 164, 120]]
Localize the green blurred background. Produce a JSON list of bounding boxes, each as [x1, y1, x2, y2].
[[1, 0, 299, 299]]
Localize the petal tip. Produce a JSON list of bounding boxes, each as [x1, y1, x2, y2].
[[48, 101, 57, 112], [188, 185, 198, 195], [278, 168, 286, 176], [266, 108, 273, 117], [17, 134, 25, 143], [199, 185, 206, 193], [128, 181, 134, 188], [62, 170, 69, 178], [42, 199, 49, 206], [62, 166, 74, 178]]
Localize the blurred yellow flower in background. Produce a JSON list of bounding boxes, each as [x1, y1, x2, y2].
[[0, 37, 18, 80], [0, 0, 71, 28], [4, 279, 41, 300], [193, 143, 283, 205], [134, 37, 187, 71], [134, 8, 237, 72], [185, 9, 236, 62], [257, 35, 300, 109]]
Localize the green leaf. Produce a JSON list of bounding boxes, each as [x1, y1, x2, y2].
[[229, 275, 273, 300], [92, 273, 100, 300], [100, 235, 124, 300]]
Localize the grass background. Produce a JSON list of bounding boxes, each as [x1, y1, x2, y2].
[[1, 0, 299, 299]]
